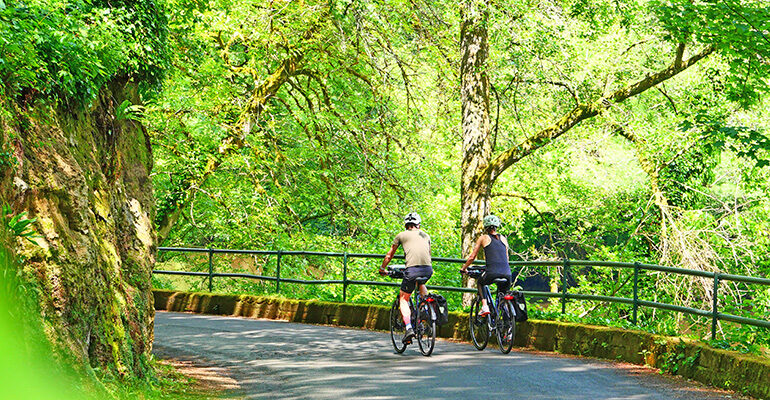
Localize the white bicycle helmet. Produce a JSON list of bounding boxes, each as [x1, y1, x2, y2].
[[483, 214, 501, 229], [403, 212, 421, 226]]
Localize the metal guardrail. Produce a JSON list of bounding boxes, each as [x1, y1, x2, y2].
[[153, 247, 770, 339]]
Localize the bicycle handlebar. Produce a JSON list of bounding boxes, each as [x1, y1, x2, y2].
[[387, 265, 406, 279], [462, 266, 485, 278]]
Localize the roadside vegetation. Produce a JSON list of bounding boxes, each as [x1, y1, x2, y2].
[[0, 226, 228, 399]]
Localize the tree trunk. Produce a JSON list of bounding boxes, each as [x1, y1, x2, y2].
[[460, 0, 492, 304]]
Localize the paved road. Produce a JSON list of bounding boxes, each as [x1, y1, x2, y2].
[[153, 311, 736, 399]]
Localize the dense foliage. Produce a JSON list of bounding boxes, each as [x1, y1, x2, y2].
[[0, 0, 167, 106], [0, 0, 766, 358], [148, 0, 769, 354]]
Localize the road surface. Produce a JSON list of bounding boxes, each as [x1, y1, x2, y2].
[[153, 311, 738, 399]]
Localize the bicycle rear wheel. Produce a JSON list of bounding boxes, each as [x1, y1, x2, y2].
[[496, 299, 516, 354], [469, 296, 489, 350], [416, 302, 436, 356], [389, 299, 407, 353]]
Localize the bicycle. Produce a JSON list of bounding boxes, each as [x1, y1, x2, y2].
[[386, 265, 437, 356], [463, 266, 516, 354]]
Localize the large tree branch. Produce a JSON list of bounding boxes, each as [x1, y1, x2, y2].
[[484, 45, 715, 184], [156, 54, 304, 243], [157, 8, 338, 243]]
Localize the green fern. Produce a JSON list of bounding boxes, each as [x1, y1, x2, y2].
[[116, 100, 146, 122], [2, 204, 39, 244]]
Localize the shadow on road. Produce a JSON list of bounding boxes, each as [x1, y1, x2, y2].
[[153, 312, 739, 400]]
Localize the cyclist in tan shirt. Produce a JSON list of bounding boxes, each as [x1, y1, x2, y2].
[[379, 212, 432, 344]]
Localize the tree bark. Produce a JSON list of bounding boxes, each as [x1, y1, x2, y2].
[[460, 0, 492, 304]]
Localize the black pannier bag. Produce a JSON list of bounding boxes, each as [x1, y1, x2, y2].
[[428, 293, 449, 326], [511, 291, 528, 322]]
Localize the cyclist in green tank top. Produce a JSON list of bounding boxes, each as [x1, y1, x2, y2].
[[379, 212, 433, 344], [461, 215, 512, 316]]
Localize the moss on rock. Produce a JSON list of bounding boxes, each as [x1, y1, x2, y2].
[[0, 81, 156, 379]]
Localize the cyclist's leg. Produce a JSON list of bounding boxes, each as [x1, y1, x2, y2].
[[478, 273, 491, 313], [400, 278, 417, 326], [399, 290, 411, 325], [418, 282, 429, 297]]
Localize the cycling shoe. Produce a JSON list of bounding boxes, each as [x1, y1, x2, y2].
[[402, 328, 415, 344]]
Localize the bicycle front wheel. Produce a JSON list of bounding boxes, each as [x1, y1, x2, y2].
[[416, 302, 436, 356], [496, 299, 516, 354], [389, 299, 407, 354], [469, 296, 489, 350]]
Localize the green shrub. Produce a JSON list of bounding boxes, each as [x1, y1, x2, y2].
[[0, 0, 168, 107]]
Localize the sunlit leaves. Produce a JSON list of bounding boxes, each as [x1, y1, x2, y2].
[[652, 0, 770, 106], [0, 0, 167, 106]]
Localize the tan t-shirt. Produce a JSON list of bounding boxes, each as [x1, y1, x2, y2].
[[392, 229, 432, 267]]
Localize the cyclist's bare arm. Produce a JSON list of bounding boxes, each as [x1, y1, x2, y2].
[[501, 235, 511, 255], [379, 244, 399, 275], [461, 235, 487, 272]]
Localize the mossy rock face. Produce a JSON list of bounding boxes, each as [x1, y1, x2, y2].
[[302, 301, 327, 324], [442, 312, 468, 340], [278, 299, 300, 321], [371, 306, 391, 331], [0, 82, 156, 379]]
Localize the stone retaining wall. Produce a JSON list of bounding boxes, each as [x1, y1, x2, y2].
[[153, 290, 769, 399]]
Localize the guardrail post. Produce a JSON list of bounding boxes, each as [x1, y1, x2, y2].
[[276, 250, 282, 294], [561, 258, 569, 314], [711, 272, 720, 340], [342, 252, 348, 303], [632, 262, 639, 325], [207, 247, 213, 292]]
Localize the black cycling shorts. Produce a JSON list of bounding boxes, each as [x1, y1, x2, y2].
[[477, 272, 512, 294], [400, 265, 433, 294]]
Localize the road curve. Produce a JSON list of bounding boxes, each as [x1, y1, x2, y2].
[[153, 311, 736, 400]]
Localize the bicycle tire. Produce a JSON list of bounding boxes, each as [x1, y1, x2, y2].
[[469, 296, 489, 350], [496, 299, 515, 354], [416, 302, 436, 356], [389, 299, 407, 354]]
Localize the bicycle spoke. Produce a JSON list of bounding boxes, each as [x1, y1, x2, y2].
[[389, 299, 407, 354], [417, 302, 436, 356], [469, 296, 489, 351], [496, 300, 515, 354]]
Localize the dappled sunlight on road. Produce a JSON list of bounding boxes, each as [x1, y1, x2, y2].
[[154, 312, 738, 400]]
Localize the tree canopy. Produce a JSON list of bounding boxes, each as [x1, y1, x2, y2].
[[145, 0, 769, 350]]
